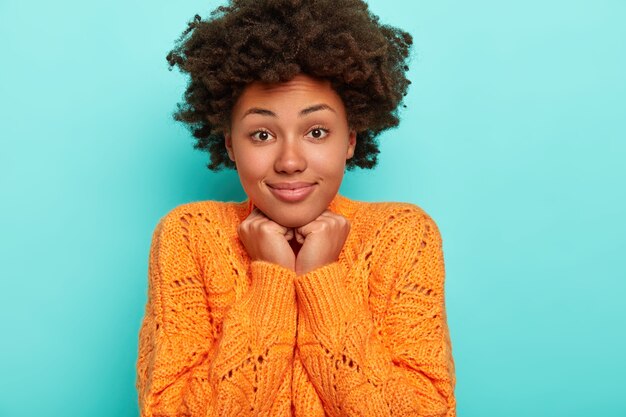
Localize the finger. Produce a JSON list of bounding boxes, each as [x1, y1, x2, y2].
[[252, 207, 268, 219], [318, 211, 349, 229], [285, 229, 294, 241], [295, 229, 305, 244], [251, 212, 290, 234], [319, 210, 344, 220], [296, 220, 322, 241], [246, 207, 264, 221], [248, 208, 278, 227]]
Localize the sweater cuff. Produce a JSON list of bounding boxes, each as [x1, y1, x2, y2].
[[294, 262, 356, 335], [248, 260, 297, 331]]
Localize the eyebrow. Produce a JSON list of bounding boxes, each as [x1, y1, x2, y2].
[[240, 103, 336, 120]]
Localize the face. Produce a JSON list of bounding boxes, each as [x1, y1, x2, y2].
[[225, 74, 357, 228]]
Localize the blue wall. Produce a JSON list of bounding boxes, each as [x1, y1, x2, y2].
[[1, 0, 624, 416]]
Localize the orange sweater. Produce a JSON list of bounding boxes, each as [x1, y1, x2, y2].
[[136, 193, 456, 416]]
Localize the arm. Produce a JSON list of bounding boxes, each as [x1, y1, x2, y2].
[[294, 209, 456, 417], [136, 210, 297, 417]]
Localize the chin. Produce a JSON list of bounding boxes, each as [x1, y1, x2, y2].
[[261, 208, 319, 228], [270, 214, 314, 228]]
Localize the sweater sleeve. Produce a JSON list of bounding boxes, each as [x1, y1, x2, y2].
[[136, 210, 297, 417], [293, 209, 456, 417]]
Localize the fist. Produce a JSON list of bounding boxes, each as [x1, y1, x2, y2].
[[238, 208, 296, 271], [294, 210, 350, 275]]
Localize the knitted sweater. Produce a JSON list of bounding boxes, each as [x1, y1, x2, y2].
[[136, 193, 456, 417]]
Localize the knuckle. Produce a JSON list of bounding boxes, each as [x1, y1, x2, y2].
[[258, 221, 274, 233]]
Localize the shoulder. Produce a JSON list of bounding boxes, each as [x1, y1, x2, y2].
[[163, 199, 241, 218], [345, 198, 447, 292], [152, 199, 246, 237], [344, 197, 442, 242]]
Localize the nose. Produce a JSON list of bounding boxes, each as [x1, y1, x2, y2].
[[274, 137, 307, 174]]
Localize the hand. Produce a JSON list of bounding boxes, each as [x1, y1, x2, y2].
[[294, 210, 350, 275], [238, 208, 296, 271]]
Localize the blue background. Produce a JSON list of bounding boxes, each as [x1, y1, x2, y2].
[[1, 0, 625, 415]]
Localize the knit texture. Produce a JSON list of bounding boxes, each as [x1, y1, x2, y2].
[[136, 193, 456, 416]]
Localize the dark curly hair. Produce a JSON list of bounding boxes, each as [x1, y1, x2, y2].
[[166, 0, 413, 171]]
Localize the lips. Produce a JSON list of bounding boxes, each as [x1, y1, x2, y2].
[[267, 182, 317, 203]]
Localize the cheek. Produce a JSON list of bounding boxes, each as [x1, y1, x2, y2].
[[310, 145, 349, 177], [234, 148, 269, 181], [238, 167, 261, 185], [234, 160, 262, 190]]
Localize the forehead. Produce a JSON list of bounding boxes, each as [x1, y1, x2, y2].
[[233, 74, 345, 113]]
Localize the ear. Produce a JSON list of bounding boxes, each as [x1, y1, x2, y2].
[[346, 130, 357, 160], [224, 132, 235, 162]]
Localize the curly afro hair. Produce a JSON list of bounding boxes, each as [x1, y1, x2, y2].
[[166, 0, 413, 171]]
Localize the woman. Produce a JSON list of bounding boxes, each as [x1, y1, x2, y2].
[[136, 0, 456, 416]]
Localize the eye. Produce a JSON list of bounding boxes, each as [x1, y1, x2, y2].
[[306, 126, 329, 140], [250, 129, 273, 142]]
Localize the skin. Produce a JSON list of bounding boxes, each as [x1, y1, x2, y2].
[[225, 74, 356, 275]]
